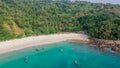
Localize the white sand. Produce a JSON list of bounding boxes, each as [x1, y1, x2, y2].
[[0, 33, 89, 54]]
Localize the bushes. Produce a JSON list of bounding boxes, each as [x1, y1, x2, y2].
[[0, 0, 120, 40], [79, 15, 120, 40], [0, 26, 15, 41]]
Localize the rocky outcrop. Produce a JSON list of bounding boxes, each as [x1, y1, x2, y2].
[[90, 38, 120, 52]]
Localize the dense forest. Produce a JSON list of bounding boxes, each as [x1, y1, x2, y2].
[[0, 0, 120, 41]]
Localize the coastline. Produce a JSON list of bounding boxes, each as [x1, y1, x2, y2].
[[89, 38, 120, 52], [0, 33, 89, 54]]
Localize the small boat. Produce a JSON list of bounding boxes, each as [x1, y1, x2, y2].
[[59, 49, 63, 53], [35, 49, 39, 51], [74, 60, 79, 66], [24, 57, 28, 63]]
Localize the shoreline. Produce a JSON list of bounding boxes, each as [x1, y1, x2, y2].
[[89, 38, 120, 52], [0, 33, 89, 54]]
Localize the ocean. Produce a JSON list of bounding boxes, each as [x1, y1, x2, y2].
[[0, 41, 120, 68], [72, 0, 120, 4]]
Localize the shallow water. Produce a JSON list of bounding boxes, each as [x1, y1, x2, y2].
[[0, 41, 120, 68]]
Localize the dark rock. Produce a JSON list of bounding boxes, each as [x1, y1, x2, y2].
[[112, 46, 120, 52], [90, 38, 120, 52]]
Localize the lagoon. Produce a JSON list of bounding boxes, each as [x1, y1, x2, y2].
[[0, 42, 120, 68]]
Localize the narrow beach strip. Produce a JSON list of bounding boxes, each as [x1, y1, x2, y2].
[[0, 33, 89, 54]]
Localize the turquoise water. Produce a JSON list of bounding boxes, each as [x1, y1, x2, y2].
[[0, 41, 120, 68]]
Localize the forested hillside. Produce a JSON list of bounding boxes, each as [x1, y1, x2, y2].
[[0, 0, 120, 41]]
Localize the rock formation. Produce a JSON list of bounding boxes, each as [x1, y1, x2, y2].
[[90, 38, 120, 52]]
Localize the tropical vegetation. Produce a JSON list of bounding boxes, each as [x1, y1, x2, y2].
[[0, 0, 120, 41]]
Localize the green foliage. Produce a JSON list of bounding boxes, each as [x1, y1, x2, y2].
[[16, 34, 23, 38], [117, 27, 120, 39], [24, 29, 33, 36], [0, 0, 120, 40], [0, 25, 16, 41], [78, 15, 120, 40]]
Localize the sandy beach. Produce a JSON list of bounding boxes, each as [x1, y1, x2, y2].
[[0, 33, 89, 54]]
